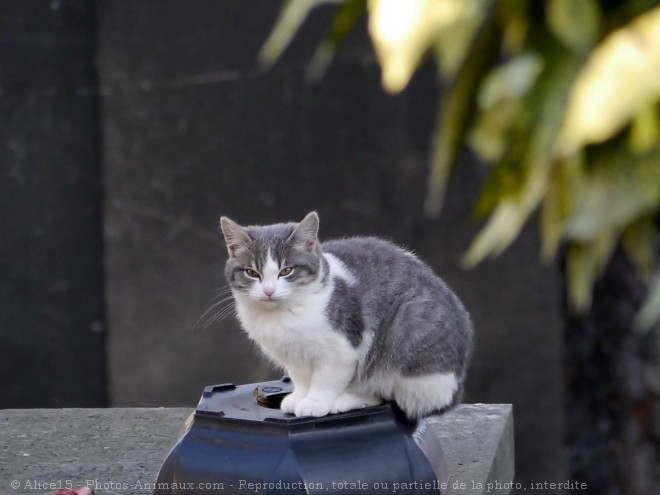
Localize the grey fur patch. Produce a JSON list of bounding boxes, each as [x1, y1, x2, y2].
[[325, 278, 364, 347], [322, 236, 473, 392]]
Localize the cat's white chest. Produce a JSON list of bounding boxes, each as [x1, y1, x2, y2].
[[234, 289, 348, 368]]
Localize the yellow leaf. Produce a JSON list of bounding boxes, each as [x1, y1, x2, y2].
[[368, 0, 488, 93], [557, 5, 660, 155]]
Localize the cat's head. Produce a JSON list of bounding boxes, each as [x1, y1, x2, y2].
[[220, 212, 324, 305]]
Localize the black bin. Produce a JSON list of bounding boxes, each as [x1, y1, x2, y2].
[[155, 378, 449, 494]]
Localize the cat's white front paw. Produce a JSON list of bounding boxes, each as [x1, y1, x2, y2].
[[294, 398, 331, 417], [280, 392, 304, 414], [330, 393, 382, 414]]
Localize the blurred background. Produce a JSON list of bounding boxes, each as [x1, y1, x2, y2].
[[1, 1, 658, 495]]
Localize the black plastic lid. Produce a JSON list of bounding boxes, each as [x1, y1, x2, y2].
[[195, 377, 397, 428]]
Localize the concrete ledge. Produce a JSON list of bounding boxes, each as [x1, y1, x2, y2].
[[428, 404, 514, 494], [0, 404, 513, 494]]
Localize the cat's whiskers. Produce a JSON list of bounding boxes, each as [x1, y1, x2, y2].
[[209, 285, 234, 301], [195, 293, 239, 330], [207, 302, 238, 324]]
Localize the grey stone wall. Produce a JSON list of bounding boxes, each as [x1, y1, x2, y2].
[[0, 0, 106, 407]]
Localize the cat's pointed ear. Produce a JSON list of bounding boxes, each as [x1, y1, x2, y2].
[[220, 216, 252, 258], [288, 211, 319, 252]]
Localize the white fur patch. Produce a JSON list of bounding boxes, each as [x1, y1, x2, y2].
[[236, 252, 357, 361], [353, 370, 458, 418], [263, 249, 279, 278], [260, 249, 280, 295], [324, 252, 356, 285], [394, 372, 458, 417]]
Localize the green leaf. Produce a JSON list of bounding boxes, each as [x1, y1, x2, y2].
[[566, 243, 592, 313], [433, 0, 492, 78], [468, 53, 544, 162], [636, 270, 660, 331], [468, 199, 541, 262], [496, 0, 529, 54], [540, 153, 583, 260], [468, 99, 525, 162], [622, 215, 657, 281], [471, 136, 529, 219], [423, 7, 500, 216], [566, 234, 617, 312], [306, 0, 367, 83], [556, 5, 660, 155], [630, 104, 660, 154], [564, 144, 660, 242], [463, 49, 582, 266], [547, 0, 601, 53], [479, 53, 544, 106], [258, 0, 325, 67]]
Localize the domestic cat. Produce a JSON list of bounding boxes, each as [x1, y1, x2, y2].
[[220, 211, 473, 419]]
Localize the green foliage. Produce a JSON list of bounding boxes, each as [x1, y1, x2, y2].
[[261, 0, 660, 329], [258, 0, 326, 66]]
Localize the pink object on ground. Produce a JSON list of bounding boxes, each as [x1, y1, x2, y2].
[[54, 488, 94, 495]]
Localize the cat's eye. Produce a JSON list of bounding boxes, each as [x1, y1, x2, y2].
[[279, 267, 293, 277], [244, 268, 261, 279]]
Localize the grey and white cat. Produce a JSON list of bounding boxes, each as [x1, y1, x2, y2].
[[220, 211, 473, 419]]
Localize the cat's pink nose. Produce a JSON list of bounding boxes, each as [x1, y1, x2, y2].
[[263, 288, 275, 297]]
